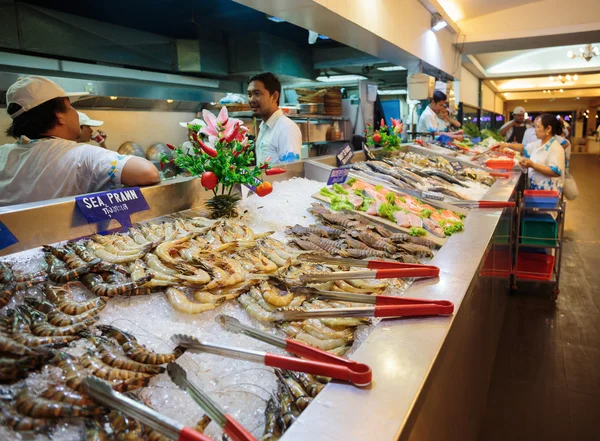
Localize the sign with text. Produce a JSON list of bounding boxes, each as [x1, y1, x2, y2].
[[336, 143, 354, 167], [450, 160, 464, 171], [327, 168, 350, 185], [362, 143, 376, 161], [421, 191, 445, 201], [76, 187, 149, 228], [0, 221, 18, 251]]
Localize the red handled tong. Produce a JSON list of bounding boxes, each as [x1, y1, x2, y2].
[[283, 286, 454, 319], [167, 363, 257, 441], [83, 376, 212, 441], [452, 200, 516, 209], [173, 322, 372, 387], [297, 255, 440, 281]]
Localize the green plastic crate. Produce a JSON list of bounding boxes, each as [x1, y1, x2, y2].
[[521, 214, 557, 246]]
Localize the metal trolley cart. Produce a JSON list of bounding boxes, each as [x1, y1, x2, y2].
[[512, 191, 566, 299]]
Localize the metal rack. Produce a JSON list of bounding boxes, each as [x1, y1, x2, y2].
[[512, 198, 566, 299]]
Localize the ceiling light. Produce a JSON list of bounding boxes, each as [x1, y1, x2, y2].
[[110, 96, 118, 100], [317, 34, 330, 40], [574, 74, 579, 80], [266, 15, 285, 23], [558, 75, 562, 80], [316, 74, 368, 82], [569, 44, 600, 62], [431, 13, 447, 32], [377, 89, 408, 95], [549, 76, 554, 81], [566, 74, 571, 81], [377, 65, 407, 71], [559, 89, 564, 93], [166, 99, 174, 103]]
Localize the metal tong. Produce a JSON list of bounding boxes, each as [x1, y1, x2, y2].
[[277, 286, 454, 320], [167, 363, 257, 441], [172, 331, 372, 387], [83, 376, 211, 441], [452, 200, 516, 209], [297, 255, 440, 281]]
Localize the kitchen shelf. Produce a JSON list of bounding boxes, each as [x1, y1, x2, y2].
[[229, 111, 349, 121]]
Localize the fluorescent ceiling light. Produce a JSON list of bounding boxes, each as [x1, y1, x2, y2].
[[431, 13, 447, 32], [377, 65, 407, 71], [318, 34, 330, 40], [378, 89, 408, 95], [266, 15, 285, 23], [316, 75, 367, 82]]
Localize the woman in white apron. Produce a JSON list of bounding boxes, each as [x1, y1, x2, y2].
[[492, 113, 565, 193]]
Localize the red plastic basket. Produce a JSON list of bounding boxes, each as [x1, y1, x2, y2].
[[486, 159, 515, 170], [523, 190, 559, 198], [515, 252, 555, 281]]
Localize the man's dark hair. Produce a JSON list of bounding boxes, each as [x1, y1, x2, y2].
[[5, 97, 68, 139], [432, 90, 447, 103], [248, 72, 281, 105]]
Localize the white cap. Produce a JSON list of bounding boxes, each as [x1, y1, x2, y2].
[[6, 76, 89, 119], [512, 106, 526, 115], [78, 111, 103, 127], [179, 118, 205, 128]]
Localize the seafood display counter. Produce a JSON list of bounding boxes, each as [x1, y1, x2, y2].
[[0, 161, 521, 441]]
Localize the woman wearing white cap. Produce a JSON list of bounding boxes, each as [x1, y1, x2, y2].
[[0, 76, 160, 207], [77, 111, 108, 149]]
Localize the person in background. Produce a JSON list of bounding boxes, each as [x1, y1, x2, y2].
[[77, 111, 108, 148], [499, 106, 528, 143], [437, 107, 461, 133], [558, 116, 570, 138], [521, 118, 536, 146], [0, 76, 159, 207], [416, 91, 463, 140], [247, 72, 302, 164], [493, 113, 565, 192], [178, 118, 205, 155]]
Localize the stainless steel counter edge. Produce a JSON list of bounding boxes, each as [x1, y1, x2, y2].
[[279, 172, 521, 441]]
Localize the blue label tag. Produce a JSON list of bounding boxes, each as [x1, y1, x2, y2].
[[327, 168, 350, 185], [0, 220, 18, 251], [438, 134, 452, 144], [336, 143, 354, 166], [471, 136, 481, 144], [75, 188, 149, 228]]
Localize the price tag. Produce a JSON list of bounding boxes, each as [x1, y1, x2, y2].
[[0, 220, 18, 251], [75, 187, 150, 228], [421, 191, 445, 201], [327, 168, 350, 185], [450, 160, 464, 171], [336, 143, 354, 167], [362, 143, 376, 161]]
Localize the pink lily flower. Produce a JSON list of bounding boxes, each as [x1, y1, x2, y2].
[[201, 106, 243, 139]]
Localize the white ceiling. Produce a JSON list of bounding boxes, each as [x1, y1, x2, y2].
[[437, 0, 542, 22], [474, 43, 600, 76], [492, 73, 600, 92]]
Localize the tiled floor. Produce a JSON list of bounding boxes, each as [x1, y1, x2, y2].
[[478, 155, 600, 441]]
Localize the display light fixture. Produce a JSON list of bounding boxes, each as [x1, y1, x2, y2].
[[110, 96, 118, 100], [567, 44, 600, 62], [166, 99, 174, 103], [377, 65, 407, 71], [377, 89, 408, 95], [266, 15, 285, 23], [431, 13, 447, 32], [316, 74, 367, 82]]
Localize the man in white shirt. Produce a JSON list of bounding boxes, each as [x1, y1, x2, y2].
[[77, 111, 108, 148], [417, 91, 463, 140], [247, 72, 302, 164], [0, 76, 159, 207], [499, 106, 527, 143]]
